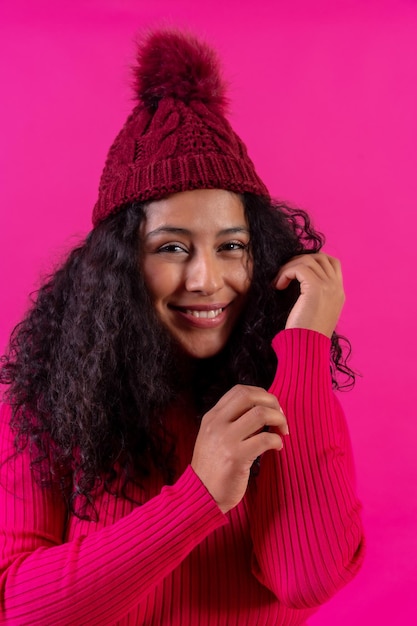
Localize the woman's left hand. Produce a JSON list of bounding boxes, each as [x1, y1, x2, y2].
[[274, 253, 345, 339]]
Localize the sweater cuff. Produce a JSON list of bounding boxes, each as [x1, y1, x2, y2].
[[164, 465, 228, 534], [269, 328, 332, 395]]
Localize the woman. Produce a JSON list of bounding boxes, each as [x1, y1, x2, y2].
[[0, 29, 364, 625]]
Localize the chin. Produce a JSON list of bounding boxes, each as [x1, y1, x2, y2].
[[177, 340, 227, 361], [185, 348, 223, 360]]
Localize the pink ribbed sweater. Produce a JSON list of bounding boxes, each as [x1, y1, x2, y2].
[[0, 329, 365, 625]]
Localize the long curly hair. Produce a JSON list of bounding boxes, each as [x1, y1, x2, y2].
[[0, 194, 355, 519]]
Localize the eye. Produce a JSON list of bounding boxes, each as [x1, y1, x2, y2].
[[157, 243, 188, 254], [218, 241, 249, 253]]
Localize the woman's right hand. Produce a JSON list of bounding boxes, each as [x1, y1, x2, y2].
[[191, 385, 288, 514]]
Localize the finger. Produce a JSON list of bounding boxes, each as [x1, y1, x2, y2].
[[275, 253, 341, 290], [301, 253, 343, 282], [231, 405, 289, 439], [308, 253, 341, 280], [287, 253, 333, 276], [240, 430, 284, 461], [275, 262, 326, 291], [210, 385, 281, 422], [325, 255, 343, 280], [305, 254, 344, 293]]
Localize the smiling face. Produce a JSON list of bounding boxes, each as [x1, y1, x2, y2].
[[140, 189, 252, 359]]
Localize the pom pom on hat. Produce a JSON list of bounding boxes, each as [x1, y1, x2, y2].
[[134, 29, 228, 114]]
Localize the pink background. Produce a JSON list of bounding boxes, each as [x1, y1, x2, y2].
[[1, 1, 416, 623]]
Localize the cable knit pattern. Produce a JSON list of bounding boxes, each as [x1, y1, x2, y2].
[[92, 97, 268, 226], [0, 329, 365, 625]]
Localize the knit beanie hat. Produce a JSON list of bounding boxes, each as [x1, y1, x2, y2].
[[92, 29, 269, 226]]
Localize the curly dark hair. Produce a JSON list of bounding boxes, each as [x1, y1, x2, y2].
[[0, 194, 355, 519]]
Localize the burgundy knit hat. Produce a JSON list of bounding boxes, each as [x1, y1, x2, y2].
[[92, 29, 269, 226]]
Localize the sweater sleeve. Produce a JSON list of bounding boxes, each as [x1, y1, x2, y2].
[[0, 404, 227, 625], [249, 328, 365, 609]]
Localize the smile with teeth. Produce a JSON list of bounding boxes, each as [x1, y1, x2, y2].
[[184, 308, 224, 319]]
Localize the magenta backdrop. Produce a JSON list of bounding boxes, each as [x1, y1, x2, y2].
[[1, 1, 416, 623]]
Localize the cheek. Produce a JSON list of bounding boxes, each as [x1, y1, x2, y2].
[[143, 263, 179, 302], [237, 259, 253, 293]]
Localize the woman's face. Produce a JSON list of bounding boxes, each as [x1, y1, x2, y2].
[[141, 189, 252, 359]]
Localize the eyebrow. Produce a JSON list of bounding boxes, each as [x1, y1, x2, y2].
[[145, 226, 250, 239]]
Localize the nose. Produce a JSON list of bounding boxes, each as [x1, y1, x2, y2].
[[185, 251, 224, 294]]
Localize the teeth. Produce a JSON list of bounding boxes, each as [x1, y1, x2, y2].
[[185, 308, 223, 319]]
